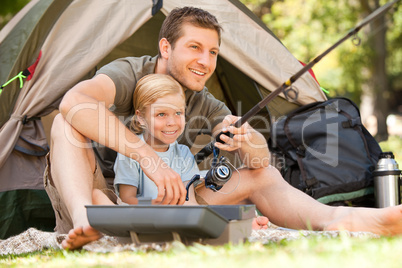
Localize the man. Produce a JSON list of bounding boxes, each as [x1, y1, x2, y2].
[[46, 7, 402, 250]]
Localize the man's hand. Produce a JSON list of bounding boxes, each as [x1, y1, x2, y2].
[[213, 115, 270, 169], [214, 115, 253, 152]]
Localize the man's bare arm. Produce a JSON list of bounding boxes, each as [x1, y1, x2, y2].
[[59, 74, 187, 204]]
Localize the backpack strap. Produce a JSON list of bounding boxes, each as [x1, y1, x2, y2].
[[283, 116, 320, 194], [339, 108, 377, 167]]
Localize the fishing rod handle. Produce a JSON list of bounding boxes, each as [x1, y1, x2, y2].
[[194, 142, 214, 164], [194, 132, 233, 164]]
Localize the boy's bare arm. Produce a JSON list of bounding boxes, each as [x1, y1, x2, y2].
[[59, 74, 187, 205], [118, 185, 139, 205]]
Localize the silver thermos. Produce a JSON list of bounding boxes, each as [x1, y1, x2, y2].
[[373, 152, 401, 208]]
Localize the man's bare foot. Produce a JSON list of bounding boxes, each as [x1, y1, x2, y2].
[[62, 225, 102, 250], [325, 205, 402, 236], [252, 216, 269, 230], [92, 189, 115, 205]]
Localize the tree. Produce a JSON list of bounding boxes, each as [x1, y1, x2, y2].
[[241, 0, 401, 141], [361, 0, 389, 141], [0, 0, 30, 30]]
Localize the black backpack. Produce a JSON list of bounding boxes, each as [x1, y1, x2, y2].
[[269, 97, 382, 206]]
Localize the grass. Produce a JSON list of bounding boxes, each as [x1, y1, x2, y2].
[[1, 136, 401, 267], [1, 235, 402, 267]]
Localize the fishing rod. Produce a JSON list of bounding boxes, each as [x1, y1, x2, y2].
[[194, 0, 400, 164]]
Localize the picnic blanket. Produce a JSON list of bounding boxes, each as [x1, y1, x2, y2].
[[0, 225, 378, 255]]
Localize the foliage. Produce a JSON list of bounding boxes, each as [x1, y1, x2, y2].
[[0, 0, 30, 29], [387, 1, 402, 106], [0, 0, 30, 16], [240, 0, 402, 107], [379, 135, 402, 164]]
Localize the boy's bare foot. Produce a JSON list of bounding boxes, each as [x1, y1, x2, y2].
[[62, 225, 102, 250], [252, 216, 269, 230], [325, 205, 402, 236]]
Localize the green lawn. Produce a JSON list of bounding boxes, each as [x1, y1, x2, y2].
[[1, 235, 402, 267], [1, 136, 401, 267]]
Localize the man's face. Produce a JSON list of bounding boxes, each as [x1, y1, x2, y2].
[[166, 24, 220, 92]]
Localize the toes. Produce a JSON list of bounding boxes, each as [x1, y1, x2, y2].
[[256, 216, 269, 225], [61, 240, 72, 250], [61, 225, 101, 250]]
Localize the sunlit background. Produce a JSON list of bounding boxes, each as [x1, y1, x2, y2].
[[240, 0, 402, 163]]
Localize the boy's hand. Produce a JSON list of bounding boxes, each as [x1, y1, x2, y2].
[[153, 167, 186, 205], [140, 155, 186, 205]]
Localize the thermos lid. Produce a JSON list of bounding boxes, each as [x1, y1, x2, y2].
[[376, 151, 399, 172], [380, 152, 395, 159]]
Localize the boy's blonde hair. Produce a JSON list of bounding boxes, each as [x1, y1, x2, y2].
[[132, 74, 185, 134]]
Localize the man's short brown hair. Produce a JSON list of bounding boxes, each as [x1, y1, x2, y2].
[[158, 6, 222, 57]]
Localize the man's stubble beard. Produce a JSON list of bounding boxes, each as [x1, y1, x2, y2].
[[167, 56, 206, 92]]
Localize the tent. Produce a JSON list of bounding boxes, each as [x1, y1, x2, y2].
[[0, 0, 326, 238]]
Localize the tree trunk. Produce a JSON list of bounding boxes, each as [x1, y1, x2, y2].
[[362, 0, 389, 141]]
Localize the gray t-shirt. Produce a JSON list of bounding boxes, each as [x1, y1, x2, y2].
[[95, 56, 231, 177], [113, 135, 199, 199]]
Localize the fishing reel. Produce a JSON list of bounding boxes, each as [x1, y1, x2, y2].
[[185, 147, 233, 201], [204, 156, 232, 191]]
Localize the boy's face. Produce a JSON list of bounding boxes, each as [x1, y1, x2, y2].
[[139, 93, 186, 151], [166, 23, 220, 92]]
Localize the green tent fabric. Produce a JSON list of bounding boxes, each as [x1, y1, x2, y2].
[[0, 190, 55, 239], [0, 0, 325, 239]]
